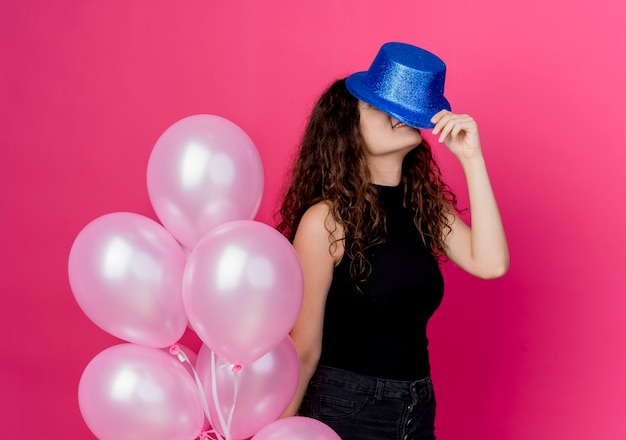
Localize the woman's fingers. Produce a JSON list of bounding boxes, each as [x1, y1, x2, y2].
[[431, 112, 476, 143]]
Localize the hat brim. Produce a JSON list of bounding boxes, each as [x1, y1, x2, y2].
[[346, 72, 451, 129]]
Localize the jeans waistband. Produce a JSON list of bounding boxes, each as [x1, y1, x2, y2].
[[312, 365, 433, 400]]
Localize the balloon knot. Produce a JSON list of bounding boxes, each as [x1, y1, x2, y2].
[[169, 344, 180, 355], [198, 430, 211, 440], [231, 364, 242, 373]]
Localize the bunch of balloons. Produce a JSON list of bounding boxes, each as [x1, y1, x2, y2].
[[68, 115, 340, 440]]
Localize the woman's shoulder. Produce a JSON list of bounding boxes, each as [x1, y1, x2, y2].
[[299, 201, 339, 234], [296, 201, 345, 263], [302, 200, 332, 219]]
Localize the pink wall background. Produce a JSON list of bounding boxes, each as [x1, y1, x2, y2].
[[1, 0, 625, 438]]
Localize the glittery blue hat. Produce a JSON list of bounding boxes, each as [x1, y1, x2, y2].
[[345, 42, 451, 129]]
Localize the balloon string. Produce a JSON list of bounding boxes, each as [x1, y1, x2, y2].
[[211, 350, 231, 440], [170, 345, 224, 440], [197, 428, 223, 440], [199, 431, 227, 440], [226, 364, 241, 435]]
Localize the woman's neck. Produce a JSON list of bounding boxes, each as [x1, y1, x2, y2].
[[367, 155, 404, 186]]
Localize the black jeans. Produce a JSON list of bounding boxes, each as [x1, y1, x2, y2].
[[299, 365, 436, 440]]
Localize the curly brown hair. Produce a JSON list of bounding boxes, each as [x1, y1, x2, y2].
[[276, 78, 458, 283]]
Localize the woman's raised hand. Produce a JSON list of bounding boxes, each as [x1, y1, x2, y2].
[[431, 110, 483, 161]]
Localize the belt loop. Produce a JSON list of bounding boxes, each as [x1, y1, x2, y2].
[[373, 378, 385, 404]]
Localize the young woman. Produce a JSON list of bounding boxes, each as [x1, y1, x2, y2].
[[277, 43, 509, 440]]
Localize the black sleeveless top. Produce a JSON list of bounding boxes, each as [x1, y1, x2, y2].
[[318, 184, 444, 381]]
